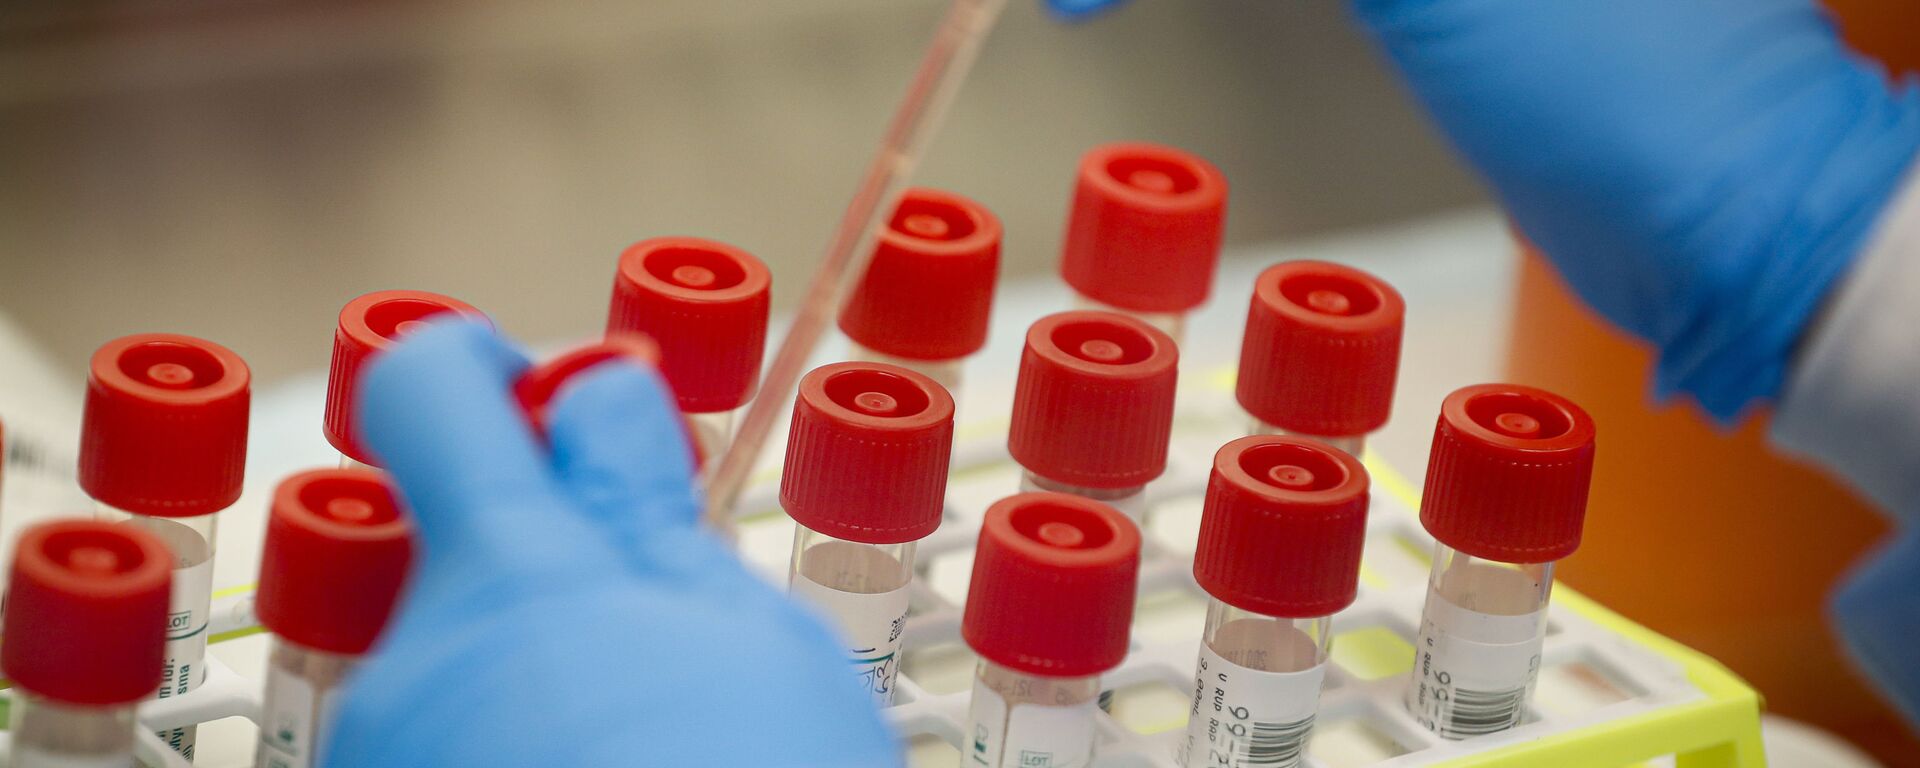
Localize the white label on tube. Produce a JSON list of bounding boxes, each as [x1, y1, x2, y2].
[[141, 519, 214, 760], [1408, 596, 1545, 739], [1178, 645, 1324, 767], [10, 748, 136, 768], [257, 665, 341, 768], [790, 572, 910, 707], [965, 679, 1096, 768]]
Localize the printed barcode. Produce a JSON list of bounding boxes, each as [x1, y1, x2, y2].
[[1241, 715, 1312, 767], [1442, 685, 1525, 738]]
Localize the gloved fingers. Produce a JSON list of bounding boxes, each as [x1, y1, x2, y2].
[[580, 583, 904, 766], [1044, 0, 1129, 21], [633, 518, 778, 594], [358, 319, 577, 566], [327, 577, 901, 768], [545, 362, 706, 567]]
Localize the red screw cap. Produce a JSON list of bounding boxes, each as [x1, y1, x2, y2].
[[838, 187, 1002, 361], [1060, 142, 1228, 313], [1008, 311, 1178, 488], [325, 290, 489, 467], [513, 335, 662, 434], [962, 493, 1141, 677], [4, 521, 172, 706], [608, 237, 771, 413], [782, 362, 955, 544], [256, 469, 413, 656], [80, 334, 250, 517], [1195, 436, 1370, 618], [1421, 384, 1597, 564], [1237, 260, 1405, 438], [509, 336, 706, 468]]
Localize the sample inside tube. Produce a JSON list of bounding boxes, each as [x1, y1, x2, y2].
[[793, 537, 913, 595]]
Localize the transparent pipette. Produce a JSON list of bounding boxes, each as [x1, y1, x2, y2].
[[702, 0, 1009, 532]]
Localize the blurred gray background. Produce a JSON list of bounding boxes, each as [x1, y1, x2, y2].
[[0, 0, 1485, 384]]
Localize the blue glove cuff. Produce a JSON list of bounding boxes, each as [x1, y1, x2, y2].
[[1655, 75, 1920, 421], [1833, 527, 1920, 726], [1352, 0, 1920, 423]]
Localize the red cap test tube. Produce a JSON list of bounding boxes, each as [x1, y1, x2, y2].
[[1180, 436, 1370, 766], [1236, 260, 1405, 457], [1406, 384, 1597, 739], [4, 521, 171, 767], [962, 493, 1140, 768], [326, 289, 489, 470], [254, 469, 413, 768], [838, 187, 1001, 396], [607, 237, 771, 461], [79, 333, 250, 759], [781, 362, 954, 707], [1060, 142, 1227, 346], [1008, 311, 1178, 521]]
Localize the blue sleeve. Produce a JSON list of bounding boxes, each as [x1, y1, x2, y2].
[[1771, 164, 1920, 723], [1773, 165, 1920, 519]]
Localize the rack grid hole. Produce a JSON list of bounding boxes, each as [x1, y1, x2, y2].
[[925, 549, 977, 607], [907, 732, 962, 768], [902, 642, 979, 696], [1534, 657, 1638, 719], [1329, 626, 1414, 681], [1109, 679, 1194, 736], [1144, 492, 1206, 558], [1359, 533, 1430, 588], [1132, 589, 1209, 646], [1311, 714, 1412, 767]]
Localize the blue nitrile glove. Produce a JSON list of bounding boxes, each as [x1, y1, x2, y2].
[[1349, 0, 1920, 421], [322, 320, 898, 767], [1349, 0, 1920, 725]]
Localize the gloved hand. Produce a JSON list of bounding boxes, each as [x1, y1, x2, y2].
[[1356, 0, 1920, 728], [1348, 0, 1920, 421], [323, 320, 899, 767]]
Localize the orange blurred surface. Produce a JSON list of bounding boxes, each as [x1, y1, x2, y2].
[[1827, 0, 1920, 75]]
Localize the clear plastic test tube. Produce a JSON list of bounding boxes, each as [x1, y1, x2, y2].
[[3, 521, 172, 768], [1008, 311, 1178, 521], [781, 362, 954, 706], [325, 290, 489, 470], [1059, 142, 1228, 347], [838, 187, 1001, 397], [1406, 384, 1596, 740], [1179, 436, 1370, 768], [254, 469, 413, 768], [962, 492, 1141, 768], [1236, 260, 1405, 457], [607, 237, 771, 462], [80, 333, 251, 761]]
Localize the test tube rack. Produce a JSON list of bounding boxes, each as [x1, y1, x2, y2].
[[0, 372, 1767, 768], [0, 374, 1763, 768], [726, 370, 1767, 768], [0, 380, 1765, 768]]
